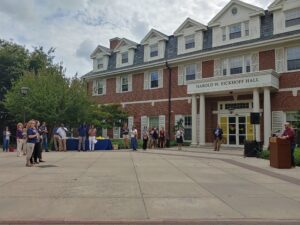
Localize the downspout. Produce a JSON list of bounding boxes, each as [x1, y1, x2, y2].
[[165, 61, 172, 147]]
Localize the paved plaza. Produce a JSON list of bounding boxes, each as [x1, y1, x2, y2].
[[0, 147, 300, 225]]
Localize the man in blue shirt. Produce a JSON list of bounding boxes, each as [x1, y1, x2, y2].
[[78, 123, 87, 151]]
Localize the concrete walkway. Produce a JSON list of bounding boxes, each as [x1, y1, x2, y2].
[[0, 147, 299, 224]]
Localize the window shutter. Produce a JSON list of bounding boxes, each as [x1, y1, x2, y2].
[[178, 65, 184, 85], [196, 61, 202, 79], [214, 59, 221, 77], [177, 36, 184, 54], [102, 79, 106, 95], [113, 127, 120, 139], [251, 52, 259, 72], [275, 48, 285, 73], [116, 53, 121, 67], [141, 116, 148, 139], [159, 115, 165, 129], [144, 45, 149, 62], [272, 111, 284, 134], [92, 80, 97, 96], [129, 49, 134, 65], [116, 76, 120, 93], [128, 116, 134, 131], [158, 41, 165, 58], [102, 128, 107, 138], [128, 74, 133, 92], [158, 69, 163, 88], [144, 72, 149, 90]]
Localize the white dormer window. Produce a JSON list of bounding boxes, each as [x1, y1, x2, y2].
[[97, 58, 103, 70], [222, 27, 226, 41], [185, 35, 195, 49], [121, 52, 128, 64], [185, 64, 196, 81], [121, 76, 129, 92], [285, 8, 300, 27], [229, 23, 241, 40], [244, 21, 249, 36], [150, 44, 158, 57]]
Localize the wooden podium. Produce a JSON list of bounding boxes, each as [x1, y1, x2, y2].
[[269, 137, 291, 169]]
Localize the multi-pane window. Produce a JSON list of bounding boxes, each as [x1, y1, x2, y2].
[[97, 58, 103, 70], [121, 76, 128, 92], [150, 71, 159, 88], [185, 64, 196, 81], [229, 23, 241, 39], [149, 117, 159, 129], [121, 52, 128, 64], [222, 59, 228, 76], [244, 21, 249, 36], [222, 27, 226, 41], [245, 55, 251, 73], [185, 35, 195, 49], [286, 112, 299, 132], [184, 116, 192, 141], [285, 8, 300, 27], [150, 44, 158, 57], [287, 47, 300, 71], [97, 80, 104, 95], [229, 57, 243, 74], [225, 103, 250, 110]]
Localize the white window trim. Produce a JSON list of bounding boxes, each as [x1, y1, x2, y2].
[[121, 75, 129, 93], [149, 71, 159, 89], [93, 79, 106, 96], [221, 54, 253, 76]]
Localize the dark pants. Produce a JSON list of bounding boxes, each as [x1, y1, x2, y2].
[[131, 137, 138, 151], [32, 142, 42, 163], [291, 143, 296, 166], [143, 139, 148, 150]]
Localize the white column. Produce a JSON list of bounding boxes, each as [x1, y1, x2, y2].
[[263, 87, 271, 149], [253, 88, 261, 142], [199, 94, 205, 145], [191, 95, 197, 146]]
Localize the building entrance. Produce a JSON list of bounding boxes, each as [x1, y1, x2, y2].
[[220, 114, 254, 146]]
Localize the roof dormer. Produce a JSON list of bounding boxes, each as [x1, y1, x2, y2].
[[208, 0, 264, 47], [114, 38, 138, 68], [141, 29, 168, 62], [268, 0, 300, 35], [174, 18, 207, 55], [90, 45, 111, 72]]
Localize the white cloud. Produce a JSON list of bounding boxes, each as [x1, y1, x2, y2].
[[0, 0, 274, 77]]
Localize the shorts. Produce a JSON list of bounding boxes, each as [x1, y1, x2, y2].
[[123, 134, 129, 139]]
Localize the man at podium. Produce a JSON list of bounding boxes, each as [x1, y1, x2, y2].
[[281, 122, 296, 167]]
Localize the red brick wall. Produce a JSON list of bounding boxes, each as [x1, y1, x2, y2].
[[271, 91, 300, 111], [259, 50, 275, 70], [279, 72, 300, 88], [110, 38, 121, 50], [202, 60, 214, 78]]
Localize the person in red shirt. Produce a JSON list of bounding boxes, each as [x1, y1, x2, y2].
[[281, 122, 296, 167]]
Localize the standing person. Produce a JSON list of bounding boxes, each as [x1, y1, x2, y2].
[[121, 123, 129, 149], [52, 125, 60, 151], [40, 122, 49, 152], [33, 121, 45, 163], [22, 125, 27, 155], [159, 127, 165, 148], [16, 123, 25, 157], [281, 122, 296, 167], [2, 127, 11, 152], [88, 125, 97, 151], [213, 124, 223, 151], [78, 123, 87, 151], [142, 126, 148, 151], [26, 120, 37, 167], [153, 128, 158, 148], [130, 125, 138, 151], [175, 128, 184, 150], [57, 124, 68, 151]]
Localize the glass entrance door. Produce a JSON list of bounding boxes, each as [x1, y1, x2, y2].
[[220, 115, 254, 146]]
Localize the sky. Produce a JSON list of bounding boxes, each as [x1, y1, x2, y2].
[[0, 0, 274, 77]]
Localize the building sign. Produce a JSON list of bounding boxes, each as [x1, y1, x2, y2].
[[187, 71, 279, 94]]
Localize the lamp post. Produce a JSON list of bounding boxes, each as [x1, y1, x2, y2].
[[20, 87, 29, 124]]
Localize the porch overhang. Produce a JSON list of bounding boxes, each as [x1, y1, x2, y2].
[[187, 70, 280, 95]]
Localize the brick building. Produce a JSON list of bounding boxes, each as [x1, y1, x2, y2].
[[83, 0, 300, 148]]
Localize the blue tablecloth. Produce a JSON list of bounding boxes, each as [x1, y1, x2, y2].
[[66, 139, 113, 150]]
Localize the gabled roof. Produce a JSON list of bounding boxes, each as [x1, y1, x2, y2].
[[208, 0, 265, 26], [114, 38, 138, 52], [268, 0, 286, 11], [90, 45, 111, 58], [174, 18, 207, 36], [141, 28, 168, 44]]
